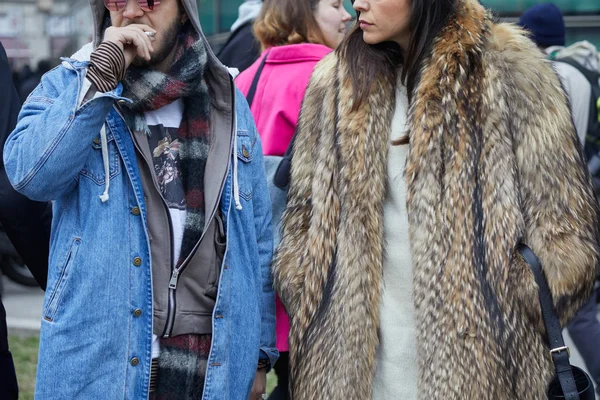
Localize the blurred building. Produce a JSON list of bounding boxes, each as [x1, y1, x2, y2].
[[0, 0, 92, 70]]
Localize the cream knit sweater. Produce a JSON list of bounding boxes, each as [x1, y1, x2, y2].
[[372, 81, 418, 400]]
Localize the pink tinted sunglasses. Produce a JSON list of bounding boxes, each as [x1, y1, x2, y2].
[[104, 0, 161, 12]]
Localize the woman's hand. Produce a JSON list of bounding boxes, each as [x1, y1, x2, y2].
[[249, 369, 267, 400]]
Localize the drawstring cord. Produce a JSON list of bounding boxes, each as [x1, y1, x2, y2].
[[99, 124, 110, 203], [233, 113, 243, 211]]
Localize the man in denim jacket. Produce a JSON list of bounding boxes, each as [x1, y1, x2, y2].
[[3, 0, 277, 398]]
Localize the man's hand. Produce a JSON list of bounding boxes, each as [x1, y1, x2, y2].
[[103, 24, 156, 69], [249, 369, 267, 400]]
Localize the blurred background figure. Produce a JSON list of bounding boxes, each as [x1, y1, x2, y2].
[[235, 0, 351, 398], [0, 40, 20, 400], [17, 59, 53, 104], [0, 38, 52, 400], [11, 65, 32, 100], [518, 3, 591, 144], [519, 4, 600, 397], [217, 0, 262, 72]]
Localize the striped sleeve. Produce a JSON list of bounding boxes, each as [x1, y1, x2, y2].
[[87, 41, 126, 93]]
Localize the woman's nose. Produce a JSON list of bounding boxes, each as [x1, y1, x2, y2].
[[342, 8, 352, 22], [353, 0, 368, 13]]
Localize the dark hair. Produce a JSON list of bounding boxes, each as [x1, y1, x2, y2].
[[254, 0, 326, 50], [342, 0, 457, 119]]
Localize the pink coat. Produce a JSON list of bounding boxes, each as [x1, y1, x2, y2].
[[236, 43, 332, 157], [235, 43, 332, 352]]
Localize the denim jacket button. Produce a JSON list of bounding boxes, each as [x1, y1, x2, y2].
[[130, 357, 139, 366], [133, 309, 142, 317], [131, 207, 141, 216], [133, 257, 142, 267], [118, 100, 127, 105], [93, 137, 100, 145]]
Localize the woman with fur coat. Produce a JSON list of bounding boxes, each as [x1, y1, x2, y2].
[[272, 0, 600, 398]]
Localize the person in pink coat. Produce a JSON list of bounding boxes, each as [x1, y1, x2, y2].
[[235, 0, 351, 398]]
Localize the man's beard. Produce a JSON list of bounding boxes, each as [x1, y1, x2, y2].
[[131, 19, 181, 68]]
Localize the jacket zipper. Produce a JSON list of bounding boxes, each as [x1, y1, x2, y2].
[[162, 79, 237, 338], [112, 106, 177, 338]]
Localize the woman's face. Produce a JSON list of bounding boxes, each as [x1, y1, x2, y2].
[[314, 0, 352, 49], [353, 0, 411, 50]]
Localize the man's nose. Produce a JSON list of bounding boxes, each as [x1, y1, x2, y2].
[[122, 0, 145, 20]]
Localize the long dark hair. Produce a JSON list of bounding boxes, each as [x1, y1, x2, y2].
[[342, 0, 457, 111]]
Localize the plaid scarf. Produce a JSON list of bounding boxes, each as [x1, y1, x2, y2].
[[149, 334, 212, 399], [121, 22, 211, 266]]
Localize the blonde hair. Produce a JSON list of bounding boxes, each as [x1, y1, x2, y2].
[[253, 0, 327, 50]]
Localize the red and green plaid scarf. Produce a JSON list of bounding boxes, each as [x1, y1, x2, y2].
[[122, 22, 211, 266]]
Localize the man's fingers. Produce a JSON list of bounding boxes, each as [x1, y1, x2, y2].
[[129, 33, 147, 60], [133, 27, 154, 56], [128, 31, 151, 60], [103, 25, 157, 65], [140, 29, 154, 53]]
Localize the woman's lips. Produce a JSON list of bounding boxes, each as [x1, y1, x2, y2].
[[359, 20, 373, 29]]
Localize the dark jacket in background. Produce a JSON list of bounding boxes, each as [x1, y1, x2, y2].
[[0, 41, 20, 400], [217, 21, 261, 73], [0, 45, 51, 291], [0, 40, 52, 400]]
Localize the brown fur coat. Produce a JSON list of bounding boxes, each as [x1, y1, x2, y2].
[[272, 0, 600, 398]]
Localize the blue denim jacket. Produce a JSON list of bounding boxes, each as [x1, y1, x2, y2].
[[3, 58, 277, 399]]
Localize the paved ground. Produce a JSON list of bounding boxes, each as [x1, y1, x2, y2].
[[1, 275, 598, 396], [2, 276, 44, 334]]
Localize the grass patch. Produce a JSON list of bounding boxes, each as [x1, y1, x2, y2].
[[7, 334, 279, 399], [267, 370, 277, 394], [8, 335, 39, 400]]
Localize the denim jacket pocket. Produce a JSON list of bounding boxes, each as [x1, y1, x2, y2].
[[43, 237, 81, 322], [236, 132, 255, 201], [206, 212, 226, 300], [79, 128, 121, 185]]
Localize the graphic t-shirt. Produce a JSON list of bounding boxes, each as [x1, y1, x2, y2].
[[144, 99, 185, 359], [145, 99, 187, 264]]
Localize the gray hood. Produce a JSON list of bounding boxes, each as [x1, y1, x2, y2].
[[87, 0, 233, 108], [230, 0, 262, 32]]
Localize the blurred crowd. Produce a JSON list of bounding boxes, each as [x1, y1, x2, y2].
[[10, 59, 56, 106]]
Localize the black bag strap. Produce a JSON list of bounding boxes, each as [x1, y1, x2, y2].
[[273, 128, 297, 189], [245, 51, 270, 108], [553, 57, 600, 86], [518, 244, 580, 400]]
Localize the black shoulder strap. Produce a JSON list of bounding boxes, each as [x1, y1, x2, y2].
[[554, 57, 600, 86], [245, 51, 269, 108], [518, 244, 580, 400], [273, 130, 296, 189]]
